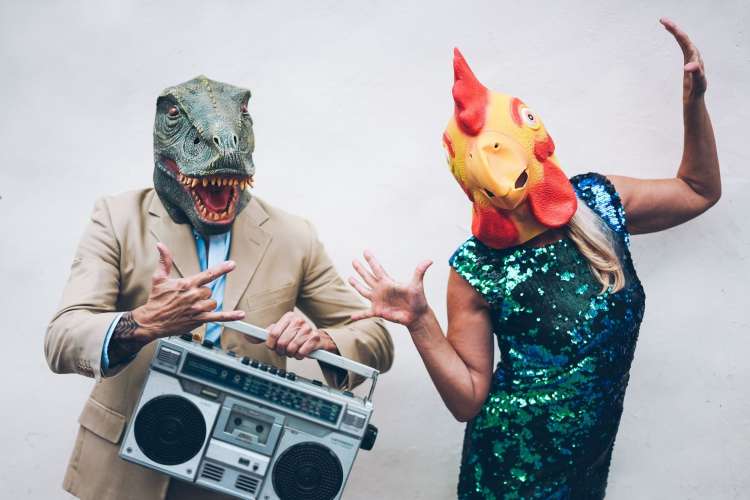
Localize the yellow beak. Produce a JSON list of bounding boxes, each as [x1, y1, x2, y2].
[[467, 132, 530, 210]]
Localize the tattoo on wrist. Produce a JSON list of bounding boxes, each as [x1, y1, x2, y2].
[[108, 311, 148, 364]]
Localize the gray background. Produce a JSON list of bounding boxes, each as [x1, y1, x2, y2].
[[1, 0, 748, 498]]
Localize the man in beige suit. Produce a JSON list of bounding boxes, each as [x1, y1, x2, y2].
[[45, 76, 393, 500]]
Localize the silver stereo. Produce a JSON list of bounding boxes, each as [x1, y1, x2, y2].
[[119, 321, 379, 500]]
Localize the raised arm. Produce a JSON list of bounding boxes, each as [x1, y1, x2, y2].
[[609, 18, 720, 235], [350, 252, 494, 421]]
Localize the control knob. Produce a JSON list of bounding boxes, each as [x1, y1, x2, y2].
[[360, 423, 378, 451]]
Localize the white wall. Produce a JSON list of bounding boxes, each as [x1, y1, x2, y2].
[[1, 1, 748, 498]]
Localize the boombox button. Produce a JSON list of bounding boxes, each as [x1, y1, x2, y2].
[[227, 351, 236, 357], [285, 372, 296, 381], [179, 333, 193, 342], [201, 339, 214, 349], [269, 367, 278, 375], [343, 390, 354, 398], [250, 360, 259, 368], [200, 388, 220, 399], [241, 357, 250, 365], [259, 364, 269, 371], [312, 379, 323, 387], [277, 369, 286, 377]]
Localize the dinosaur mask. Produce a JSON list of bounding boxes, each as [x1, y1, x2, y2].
[[443, 49, 577, 249], [153, 75, 255, 236]]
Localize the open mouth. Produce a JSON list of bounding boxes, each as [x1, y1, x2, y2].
[[482, 169, 529, 199], [177, 172, 254, 224], [514, 169, 528, 189]]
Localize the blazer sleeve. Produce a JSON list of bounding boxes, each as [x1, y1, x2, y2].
[[44, 197, 123, 380], [296, 220, 394, 390]]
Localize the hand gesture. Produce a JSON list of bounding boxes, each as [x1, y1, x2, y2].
[[348, 250, 433, 329], [661, 18, 707, 101], [132, 243, 245, 340]]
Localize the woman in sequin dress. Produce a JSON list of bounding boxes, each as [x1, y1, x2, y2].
[[348, 20, 720, 499]]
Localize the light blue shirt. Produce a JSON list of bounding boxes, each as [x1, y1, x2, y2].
[[101, 230, 232, 373], [193, 229, 232, 343]]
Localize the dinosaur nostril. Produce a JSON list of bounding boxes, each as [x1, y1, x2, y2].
[[232, 135, 238, 146], [213, 136, 220, 147], [193, 136, 200, 145], [515, 170, 529, 189]]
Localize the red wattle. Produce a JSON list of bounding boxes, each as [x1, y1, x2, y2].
[[472, 204, 519, 249], [527, 160, 577, 228]]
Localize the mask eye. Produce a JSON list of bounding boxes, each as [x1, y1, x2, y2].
[[521, 107, 540, 129], [167, 106, 180, 118]]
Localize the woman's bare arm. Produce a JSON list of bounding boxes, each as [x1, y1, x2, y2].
[[609, 18, 720, 235], [409, 270, 495, 421], [349, 253, 494, 421]]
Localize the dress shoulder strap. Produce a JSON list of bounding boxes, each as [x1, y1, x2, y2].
[[570, 172, 630, 245]]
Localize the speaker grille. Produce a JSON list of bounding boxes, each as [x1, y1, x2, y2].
[[235, 474, 260, 494], [200, 462, 225, 482], [133, 395, 206, 465], [272, 442, 343, 500], [156, 346, 181, 366]]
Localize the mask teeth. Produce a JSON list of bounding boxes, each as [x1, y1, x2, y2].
[[177, 172, 253, 190], [188, 184, 238, 222]]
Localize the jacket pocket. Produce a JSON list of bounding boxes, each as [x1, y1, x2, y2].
[[78, 397, 127, 444]]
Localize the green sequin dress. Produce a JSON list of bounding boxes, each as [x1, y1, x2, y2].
[[450, 173, 645, 499]]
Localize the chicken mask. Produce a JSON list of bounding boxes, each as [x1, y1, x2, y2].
[[443, 49, 577, 249]]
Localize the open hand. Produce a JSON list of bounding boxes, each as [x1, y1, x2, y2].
[[349, 250, 433, 329], [661, 17, 707, 101]]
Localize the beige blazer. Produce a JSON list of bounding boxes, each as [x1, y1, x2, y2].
[[45, 189, 393, 500]]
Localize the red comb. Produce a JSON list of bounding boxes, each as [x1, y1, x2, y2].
[[453, 48, 488, 136]]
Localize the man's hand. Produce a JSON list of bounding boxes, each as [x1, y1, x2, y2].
[[132, 242, 245, 337], [107, 243, 245, 365], [263, 311, 338, 360]]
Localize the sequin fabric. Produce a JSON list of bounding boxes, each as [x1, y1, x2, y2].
[[450, 173, 645, 499]]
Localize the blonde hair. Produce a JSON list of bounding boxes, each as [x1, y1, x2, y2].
[[565, 202, 625, 294]]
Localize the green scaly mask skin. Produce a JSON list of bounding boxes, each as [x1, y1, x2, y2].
[[153, 75, 255, 236]]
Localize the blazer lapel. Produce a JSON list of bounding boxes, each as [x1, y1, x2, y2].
[[223, 197, 272, 313], [147, 192, 271, 311], [147, 193, 201, 279]]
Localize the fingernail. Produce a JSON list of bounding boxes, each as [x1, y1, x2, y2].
[[226, 260, 236, 268]]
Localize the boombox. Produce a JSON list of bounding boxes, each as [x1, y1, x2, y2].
[[120, 321, 379, 500]]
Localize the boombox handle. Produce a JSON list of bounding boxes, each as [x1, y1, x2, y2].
[[223, 321, 379, 403]]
